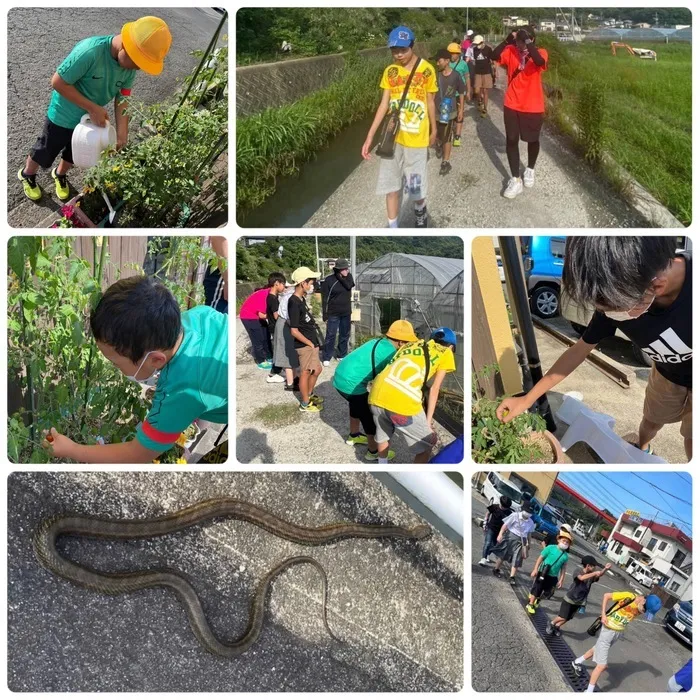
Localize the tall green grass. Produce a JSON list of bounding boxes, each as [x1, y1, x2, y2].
[[544, 41, 691, 224], [236, 56, 386, 213]]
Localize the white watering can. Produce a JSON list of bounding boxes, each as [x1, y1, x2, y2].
[[71, 114, 117, 168]]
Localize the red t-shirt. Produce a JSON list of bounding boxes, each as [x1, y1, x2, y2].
[[498, 45, 548, 113], [239, 288, 268, 320]]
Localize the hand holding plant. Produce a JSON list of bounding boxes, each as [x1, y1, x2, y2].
[[41, 427, 75, 460]]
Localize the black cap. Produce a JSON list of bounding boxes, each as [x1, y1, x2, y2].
[[434, 48, 452, 61], [334, 258, 349, 270], [581, 555, 599, 567]]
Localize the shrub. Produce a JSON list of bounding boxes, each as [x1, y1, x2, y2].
[[576, 82, 606, 164]]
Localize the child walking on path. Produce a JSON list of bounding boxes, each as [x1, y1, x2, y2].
[[525, 530, 571, 614], [490, 502, 535, 584]]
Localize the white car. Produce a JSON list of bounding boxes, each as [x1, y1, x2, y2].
[[481, 471, 524, 508]]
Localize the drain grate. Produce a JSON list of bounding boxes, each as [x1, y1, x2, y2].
[[511, 579, 591, 692]]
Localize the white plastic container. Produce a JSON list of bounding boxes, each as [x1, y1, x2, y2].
[[71, 114, 117, 168]]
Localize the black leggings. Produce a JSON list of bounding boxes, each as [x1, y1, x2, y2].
[[506, 138, 540, 178]]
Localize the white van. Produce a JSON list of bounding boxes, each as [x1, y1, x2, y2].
[[481, 472, 524, 508], [626, 560, 654, 588]]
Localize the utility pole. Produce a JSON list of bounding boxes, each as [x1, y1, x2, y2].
[[465, 8, 469, 36], [350, 236, 356, 349], [315, 235, 320, 274]]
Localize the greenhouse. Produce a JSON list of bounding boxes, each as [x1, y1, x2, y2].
[[355, 253, 464, 392], [586, 27, 691, 42]]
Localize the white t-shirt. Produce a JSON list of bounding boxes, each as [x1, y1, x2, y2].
[[503, 512, 535, 538]]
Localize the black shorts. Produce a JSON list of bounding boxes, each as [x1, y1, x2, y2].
[[336, 389, 376, 436], [437, 120, 454, 144], [558, 599, 582, 621], [30, 117, 75, 168], [530, 573, 558, 599], [504, 106, 544, 143]]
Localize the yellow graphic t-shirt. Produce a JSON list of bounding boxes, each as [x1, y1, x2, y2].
[[380, 59, 438, 148], [368, 339, 456, 416], [605, 592, 642, 631]]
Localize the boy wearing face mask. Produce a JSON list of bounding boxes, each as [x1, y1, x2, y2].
[[490, 502, 535, 584], [42, 276, 228, 463], [497, 237, 692, 460], [288, 267, 324, 413], [525, 530, 571, 614]]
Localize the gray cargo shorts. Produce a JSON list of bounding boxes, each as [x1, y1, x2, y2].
[[370, 406, 438, 454], [593, 626, 624, 665], [376, 143, 428, 201]]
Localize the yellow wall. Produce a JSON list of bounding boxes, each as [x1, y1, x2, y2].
[[471, 237, 522, 395], [502, 471, 558, 502]]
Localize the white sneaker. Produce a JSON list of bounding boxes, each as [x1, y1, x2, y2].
[[323, 360, 330, 367], [266, 374, 285, 383], [503, 177, 523, 199], [523, 167, 535, 188], [478, 558, 490, 566]]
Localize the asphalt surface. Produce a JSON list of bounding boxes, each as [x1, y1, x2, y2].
[[8, 7, 228, 227], [8, 471, 463, 692], [305, 72, 645, 229], [235, 319, 458, 464], [470, 489, 690, 692]]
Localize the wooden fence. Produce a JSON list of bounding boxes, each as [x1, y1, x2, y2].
[[72, 236, 149, 289]]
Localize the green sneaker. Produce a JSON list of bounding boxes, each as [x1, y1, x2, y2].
[[51, 168, 70, 201], [18, 168, 42, 201], [309, 394, 325, 405], [299, 401, 321, 413], [526, 603, 537, 614], [364, 449, 396, 462], [345, 434, 368, 446], [453, 136, 462, 147]]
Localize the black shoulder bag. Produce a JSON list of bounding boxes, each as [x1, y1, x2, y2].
[[420, 340, 432, 410], [370, 338, 383, 379], [587, 597, 635, 636], [376, 59, 421, 159], [536, 549, 567, 583]]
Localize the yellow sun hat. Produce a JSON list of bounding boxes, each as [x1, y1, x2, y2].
[[386, 320, 419, 343], [447, 42, 462, 54], [122, 16, 172, 75]]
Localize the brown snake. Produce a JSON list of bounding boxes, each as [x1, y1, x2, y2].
[[33, 497, 431, 657]]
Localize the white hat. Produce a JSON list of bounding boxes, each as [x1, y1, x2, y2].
[[474, 35, 485, 46], [291, 266, 321, 284], [467, 29, 473, 36], [561, 523, 573, 532]]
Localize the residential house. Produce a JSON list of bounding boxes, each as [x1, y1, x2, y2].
[[502, 16, 530, 28], [539, 19, 556, 32], [634, 22, 652, 29], [605, 512, 692, 601]]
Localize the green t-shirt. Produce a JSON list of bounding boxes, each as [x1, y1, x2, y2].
[[136, 306, 228, 453], [333, 337, 397, 396], [47, 35, 137, 129], [539, 544, 569, 577], [449, 58, 469, 81]]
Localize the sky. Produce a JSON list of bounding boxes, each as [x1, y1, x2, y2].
[[557, 471, 692, 534]]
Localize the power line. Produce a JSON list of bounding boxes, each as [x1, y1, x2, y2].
[[559, 473, 628, 517], [596, 473, 692, 529], [675, 472, 692, 487], [631, 473, 693, 506]]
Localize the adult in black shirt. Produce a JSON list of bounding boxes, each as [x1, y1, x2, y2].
[[288, 267, 323, 411], [320, 258, 355, 364], [479, 495, 513, 565], [496, 237, 692, 460]]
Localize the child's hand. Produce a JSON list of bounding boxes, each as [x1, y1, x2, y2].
[[530, 570, 537, 578], [88, 106, 109, 127], [42, 428, 76, 460]]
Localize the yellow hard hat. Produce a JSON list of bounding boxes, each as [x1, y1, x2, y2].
[[447, 42, 461, 54], [386, 320, 419, 343], [122, 16, 172, 75]]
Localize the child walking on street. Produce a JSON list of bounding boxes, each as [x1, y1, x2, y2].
[[547, 556, 612, 636], [525, 530, 571, 614], [490, 502, 535, 584], [572, 591, 662, 692], [478, 495, 513, 566]]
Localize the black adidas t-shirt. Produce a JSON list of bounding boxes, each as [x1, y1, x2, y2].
[[582, 252, 692, 388]]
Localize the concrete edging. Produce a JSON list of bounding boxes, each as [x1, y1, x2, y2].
[[545, 93, 686, 228]]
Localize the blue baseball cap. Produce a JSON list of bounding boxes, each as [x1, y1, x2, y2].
[[388, 26, 415, 48], [431, 327, 457, 346]]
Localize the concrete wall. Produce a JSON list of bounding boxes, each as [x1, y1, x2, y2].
[[236, 43, 431, 118]]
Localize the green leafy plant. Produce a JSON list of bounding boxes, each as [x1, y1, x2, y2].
[[471, 365, 546, 464], [576, 82, 606, 164]]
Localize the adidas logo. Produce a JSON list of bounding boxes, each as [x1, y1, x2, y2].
[[642, 328, 692, 364]]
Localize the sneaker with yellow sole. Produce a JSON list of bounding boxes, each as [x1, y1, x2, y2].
[[364, 449, 396, 462], [51, 167, 71, 201], [299, 401, 321, 413], [345, 434, 368, 446], [309, 394, 325, 405], [18, 168, 42, 201]]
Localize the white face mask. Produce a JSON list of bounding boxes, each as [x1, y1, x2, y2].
[[125, 351, 159, 387], [603, 278, 657, 321], [558, 542, 569, 550], [520, 512, 530, 520]]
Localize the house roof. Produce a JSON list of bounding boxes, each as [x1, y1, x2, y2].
[[622, 514, 692, 551], [612, 532, 643, 552]]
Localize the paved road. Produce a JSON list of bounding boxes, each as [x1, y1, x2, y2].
[[8, 471, 463, 692], [470, 489, 690, 692], [8, 7, 227, 227], [305, 75, 645, 229], [235, 320, 458, 464]]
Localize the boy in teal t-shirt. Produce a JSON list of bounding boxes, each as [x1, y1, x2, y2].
[[526, 531, 571, 614], [43, 275, 228, 464], [332, 320, 418, 461], [19, 16, 172, 203]]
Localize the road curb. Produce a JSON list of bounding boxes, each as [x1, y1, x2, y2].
[[544, 93, 686, 228]]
